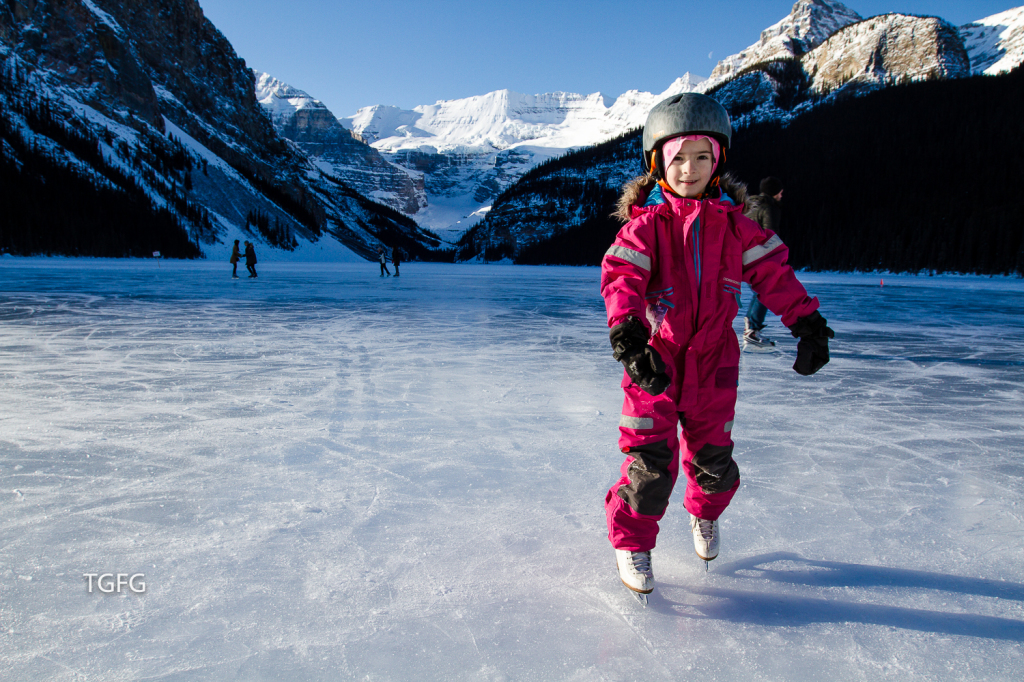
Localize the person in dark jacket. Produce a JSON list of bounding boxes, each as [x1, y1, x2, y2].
[[229, 239, 241, 278], [244, 241, 258, 278], [742, 177, 784, 350], [392, 247, 402, 277]]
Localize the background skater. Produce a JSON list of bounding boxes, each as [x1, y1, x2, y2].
[[742, 176, 785, 350], [229, 239, 241, 278], [378, 246, 391, 277], [244, 241, 257, 278]]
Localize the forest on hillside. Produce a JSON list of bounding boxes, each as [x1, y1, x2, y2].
[[513, 65, 1024, 276], [0, 65, 206, 259]]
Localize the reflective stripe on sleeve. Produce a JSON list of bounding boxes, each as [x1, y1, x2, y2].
[[620, 415, 654, 430], [605, 245, 651, 271], [742, 234, 784, 266], [724, 420, 734, 433]]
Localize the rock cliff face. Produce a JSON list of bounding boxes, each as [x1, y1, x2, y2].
[[0, 0, 441, 260], [255, 72, 425, 215], [803, 14, 969, 94]]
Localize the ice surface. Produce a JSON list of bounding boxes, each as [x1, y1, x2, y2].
[[1, 259, 1023, 680]]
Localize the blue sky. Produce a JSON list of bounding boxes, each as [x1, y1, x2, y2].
[[196, 0, 1019, 117]]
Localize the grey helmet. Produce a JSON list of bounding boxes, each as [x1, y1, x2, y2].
[[642, 93, 732, 174]]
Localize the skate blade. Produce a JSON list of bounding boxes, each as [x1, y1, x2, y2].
[[619, 579, 652, 607]]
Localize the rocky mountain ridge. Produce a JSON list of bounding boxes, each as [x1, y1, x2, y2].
[[709, 11, 971, 131], [254, 72, 425, 215], [703, 0, 863, 89]]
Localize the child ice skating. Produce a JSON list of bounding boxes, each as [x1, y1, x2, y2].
[[601, 93, 834, 601]]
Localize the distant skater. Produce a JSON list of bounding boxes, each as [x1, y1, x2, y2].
[[742, 177, 785, 351], [229, 239, 241, 278], [378, 246, 391, 277], [392, 247, 402, 277], [602, 93, 834, 602], [244, 240, 257, 278]]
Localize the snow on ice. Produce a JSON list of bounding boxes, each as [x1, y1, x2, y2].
[[1, 258, 1023, 680]]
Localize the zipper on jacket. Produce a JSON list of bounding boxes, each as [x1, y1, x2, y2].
[[692, 214, 701, 287]]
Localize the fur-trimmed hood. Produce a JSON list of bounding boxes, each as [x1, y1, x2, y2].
[[613, 172, 749, 223]]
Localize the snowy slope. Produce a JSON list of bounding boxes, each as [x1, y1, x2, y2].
[[962, 5, 1024, 74], [2, 260, 1023, 680]]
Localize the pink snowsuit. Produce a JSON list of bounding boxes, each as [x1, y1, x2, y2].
[[602, 180, 819, 552]]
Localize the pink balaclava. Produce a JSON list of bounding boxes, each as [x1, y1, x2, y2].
[[660, 134, 721, 177]]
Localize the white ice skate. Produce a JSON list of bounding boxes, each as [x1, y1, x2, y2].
[[742, 319, 776, 353], [615, 549, 653, 605], [690, 514, 720, 565]]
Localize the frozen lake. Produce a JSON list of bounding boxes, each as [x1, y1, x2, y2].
[[2, 258, 1023, 681]]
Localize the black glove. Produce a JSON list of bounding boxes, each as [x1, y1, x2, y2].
[[788, 310, 835, 376], [609, 316, 670, 395]]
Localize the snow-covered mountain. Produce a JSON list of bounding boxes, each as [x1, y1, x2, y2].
[[703, 0, 862, 90], [961, 5, 1024, 75], [254, 72, 425, 215], [0, 0, 441, 261], [329, 75, 705, 234], [343, 75, 706, 154]]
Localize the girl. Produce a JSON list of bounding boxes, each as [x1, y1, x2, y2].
[[601, 93, 834, 599]]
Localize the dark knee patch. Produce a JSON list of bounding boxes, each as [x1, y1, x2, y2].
[[617, 439, 675, 516], [691, 442, 739, 494]]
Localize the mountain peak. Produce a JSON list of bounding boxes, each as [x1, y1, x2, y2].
[[704, 0, 862, 89], [254, 71, 328, 124]]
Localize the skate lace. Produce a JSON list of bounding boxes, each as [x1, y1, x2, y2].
[[630, 551, 652, 574], [697, 518, 716, 540]]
